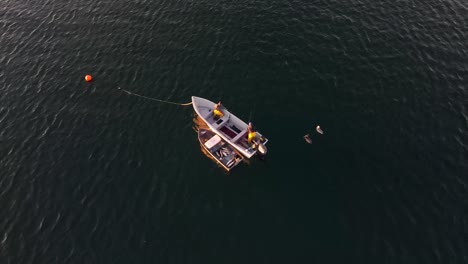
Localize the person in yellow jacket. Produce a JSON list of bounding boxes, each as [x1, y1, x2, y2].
[[247, 122, 257, 145], [213, 101, 224, 118]]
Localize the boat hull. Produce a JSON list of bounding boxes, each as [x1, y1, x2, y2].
[[192, 96, 268, 159]]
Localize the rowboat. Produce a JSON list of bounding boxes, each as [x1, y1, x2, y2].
[[198, 128, 243, 171], [192, 96, 268, 159]]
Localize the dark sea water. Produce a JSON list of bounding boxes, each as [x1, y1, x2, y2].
[[1, 0, 468, 263]]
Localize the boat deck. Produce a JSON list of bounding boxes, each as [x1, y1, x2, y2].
[[202, 109, 259, 150], [198, 128, 243, 171]]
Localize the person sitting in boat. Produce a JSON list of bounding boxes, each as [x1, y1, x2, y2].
[[213, 101, 224, 119], [247, 122, 257, 145]]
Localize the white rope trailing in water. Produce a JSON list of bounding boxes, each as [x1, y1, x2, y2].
[[117, 87, 192, 106]]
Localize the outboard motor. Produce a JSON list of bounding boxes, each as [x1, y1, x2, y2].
[[257, 142, 267, 159]]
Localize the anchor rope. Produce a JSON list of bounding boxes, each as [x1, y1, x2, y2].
[[117, 87, 192, 106]]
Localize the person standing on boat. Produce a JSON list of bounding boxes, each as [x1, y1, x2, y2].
[[247, 122, 257, 145], [213, 101, 224, 118]]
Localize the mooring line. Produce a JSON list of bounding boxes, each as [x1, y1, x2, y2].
[[117, 87, 192, 106]]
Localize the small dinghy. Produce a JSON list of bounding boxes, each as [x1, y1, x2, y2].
[[198, 128, 243, 171]]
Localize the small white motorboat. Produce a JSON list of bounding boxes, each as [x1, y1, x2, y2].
[[198, 128, 243, 171], [192, 96, 268, 159]]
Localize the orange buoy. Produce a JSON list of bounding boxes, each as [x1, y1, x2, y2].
[[84, 74, 93, 82]]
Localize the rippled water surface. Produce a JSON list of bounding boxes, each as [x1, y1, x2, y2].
[[1, 0, 467, 263]]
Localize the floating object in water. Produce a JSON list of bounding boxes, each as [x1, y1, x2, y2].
[[84, 74, 93, 82], [192, 96, 268, 159], [316, 125, 323, 134], [304, 134, 312, 144]]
